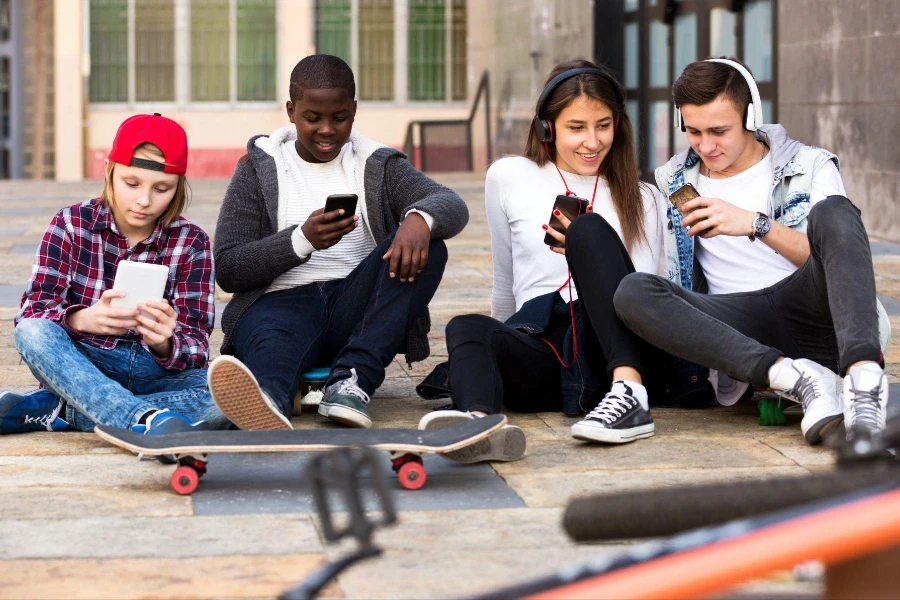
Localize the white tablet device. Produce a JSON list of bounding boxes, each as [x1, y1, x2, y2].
[[109, 260, 170, 311]]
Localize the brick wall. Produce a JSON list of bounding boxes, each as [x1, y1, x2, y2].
[[779, 0, 900, 241]]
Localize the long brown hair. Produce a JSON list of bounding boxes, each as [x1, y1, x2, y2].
[[102, 142, 190, 227], [524, 59, 647, 252]]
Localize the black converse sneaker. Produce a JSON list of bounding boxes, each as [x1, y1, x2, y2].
[[571, 381, 655, 444]]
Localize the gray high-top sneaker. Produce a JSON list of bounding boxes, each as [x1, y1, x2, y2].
[[769, 358, 843, 445], [843, 363, 888, 449]]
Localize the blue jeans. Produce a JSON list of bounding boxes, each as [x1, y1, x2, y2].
[[231, 234, 448, 416], [14, 318, 228, 432]]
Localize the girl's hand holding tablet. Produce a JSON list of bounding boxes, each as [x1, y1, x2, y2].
[[68, 289, 140, 336], [135, 300, 178, 358]]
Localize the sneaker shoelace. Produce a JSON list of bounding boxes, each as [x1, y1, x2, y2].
[[786, 369, 821, 411], [333, 370, 371, 405], [586, 393, 634, 424], [23, 413, 55, 430], [846, 384, 885, 430]]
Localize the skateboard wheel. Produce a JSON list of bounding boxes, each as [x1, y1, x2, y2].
[[171, 466, 200, 495], [758, 398, 787, 426], [397, 460, 427, 490]]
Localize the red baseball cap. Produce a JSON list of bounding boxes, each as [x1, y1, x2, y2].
[[108, 113, 188, 175]]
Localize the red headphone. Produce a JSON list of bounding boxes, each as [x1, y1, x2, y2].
[[531, 67, 626, 144]]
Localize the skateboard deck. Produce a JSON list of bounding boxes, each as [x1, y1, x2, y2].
[[94, 414, 507, 494]]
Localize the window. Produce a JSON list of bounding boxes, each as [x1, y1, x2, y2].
[[315, 0, 467, 103], [89, 0, 276, 105]]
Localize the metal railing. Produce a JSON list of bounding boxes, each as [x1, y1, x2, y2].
[[403, 69, 491, 172]]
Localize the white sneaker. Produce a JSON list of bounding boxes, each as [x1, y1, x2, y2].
[[418, 410, 526, 463], [843, 363, 888, 442], [208, 356, 293, 430], [768, 358, 842, 445]]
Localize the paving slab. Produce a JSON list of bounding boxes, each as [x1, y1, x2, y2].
[[0, 285, 23, 307], [191, 451, 524, 515], [0, 486, 193, 519], [0, 513, 322, 559], [0, 554, 340, 600], [494, 435, 798, 477], [870, 240, 900, 255]]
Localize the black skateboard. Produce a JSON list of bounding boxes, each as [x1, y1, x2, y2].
[[94, 414, 507, 495]]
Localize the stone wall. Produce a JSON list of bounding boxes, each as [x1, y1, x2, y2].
[[778, 0, 900, 241]]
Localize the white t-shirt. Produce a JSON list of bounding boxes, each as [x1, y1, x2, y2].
[[695, 155, 845, 295], [486, 156, 665, 322], [266, 142, 375, 292]]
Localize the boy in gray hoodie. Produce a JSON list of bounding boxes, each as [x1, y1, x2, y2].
[[208, 55, 468, 430]]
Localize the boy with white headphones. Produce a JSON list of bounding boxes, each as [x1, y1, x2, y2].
[[614, 57, 891, 447]]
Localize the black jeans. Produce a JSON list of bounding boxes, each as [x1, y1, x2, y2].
[[446, 213, 669, 414], [231, 234, 448, 416], [614, 196, 882, 389]]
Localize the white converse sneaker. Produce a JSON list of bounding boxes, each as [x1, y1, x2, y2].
[[418, 410, 526, 463], [843, 363, 888, 442], [768, 358, 842, 445], [208, 356, 292, 430]]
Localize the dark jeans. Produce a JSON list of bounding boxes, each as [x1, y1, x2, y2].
[[614, 196, 882, 389], [446, 213, 670, 414], [231, 234, 448, 416]]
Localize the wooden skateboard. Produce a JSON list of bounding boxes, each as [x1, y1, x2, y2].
[[94, 414, 507, 495]]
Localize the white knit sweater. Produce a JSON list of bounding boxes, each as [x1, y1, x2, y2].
[[486, 156, 665, 322]]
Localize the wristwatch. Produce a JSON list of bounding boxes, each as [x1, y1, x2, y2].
[[749, 212, 770, 241]]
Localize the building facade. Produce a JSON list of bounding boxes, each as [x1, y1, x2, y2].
[[3, 0, 898, 239]]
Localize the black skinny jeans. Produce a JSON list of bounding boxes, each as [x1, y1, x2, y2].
[[614, 196, 882, 389], [446, 213, 668, 414]]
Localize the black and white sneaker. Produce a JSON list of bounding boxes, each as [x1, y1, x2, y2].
[[571, 381, 655, 444]]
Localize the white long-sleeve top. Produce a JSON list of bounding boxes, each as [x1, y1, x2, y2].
[[486, 156, 665, 322]]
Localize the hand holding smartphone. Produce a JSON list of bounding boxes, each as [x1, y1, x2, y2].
[[670, 183, 700, 216], [544, 194, 590, 248]]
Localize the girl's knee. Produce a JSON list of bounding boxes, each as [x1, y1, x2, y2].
[[446, 314, 494, 350], [14, 318, 65, 354]]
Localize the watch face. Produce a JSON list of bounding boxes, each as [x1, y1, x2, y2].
[[755, 214, 770, 236]]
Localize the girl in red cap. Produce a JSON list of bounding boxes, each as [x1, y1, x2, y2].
[[1, 114, 226, 439]]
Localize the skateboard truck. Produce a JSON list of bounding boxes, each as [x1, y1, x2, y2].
[[279, 447, 398, 600]]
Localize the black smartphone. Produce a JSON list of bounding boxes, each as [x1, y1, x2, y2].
[[324, 193, 358, 217], [670, 183, 700, 215], [544, 194, 590, 247]]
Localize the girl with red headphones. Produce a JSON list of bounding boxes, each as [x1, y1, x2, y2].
[[417, 59, 704, 457]]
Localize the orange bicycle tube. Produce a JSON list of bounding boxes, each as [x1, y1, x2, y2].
[[529, 488, 900, 600]]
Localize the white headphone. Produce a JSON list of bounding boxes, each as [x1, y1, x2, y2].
[[673, 58, 764, 132]]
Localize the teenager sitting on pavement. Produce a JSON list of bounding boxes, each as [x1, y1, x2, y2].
[[1, 114, 226, 436], [419, 60, 709, 454], [615, 57, 891, 447], [209, 54, 468, 430]]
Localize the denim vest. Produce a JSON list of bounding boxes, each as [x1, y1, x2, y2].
[[654, 124, 839, 291]]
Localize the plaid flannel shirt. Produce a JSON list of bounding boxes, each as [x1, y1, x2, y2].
[[15, 199, 215, 371]]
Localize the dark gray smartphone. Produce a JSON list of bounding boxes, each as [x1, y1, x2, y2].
[[670, 183, 700, 215], [324, 193, 358, 217], [544, 194, 589, 248]]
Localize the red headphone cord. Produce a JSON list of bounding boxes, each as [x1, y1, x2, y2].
[[539, 157, 603, 369]]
